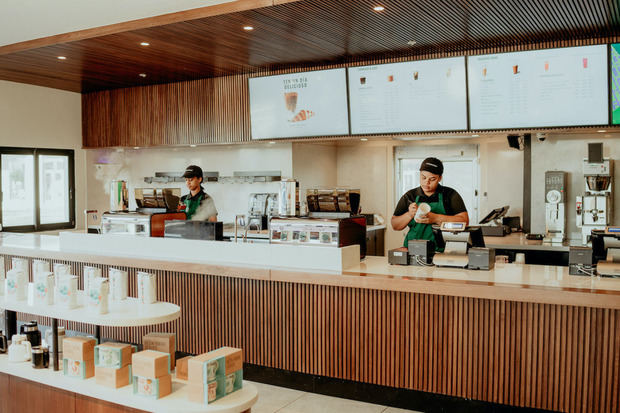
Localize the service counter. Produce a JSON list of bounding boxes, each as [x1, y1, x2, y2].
[[1, 233, 618, 413]]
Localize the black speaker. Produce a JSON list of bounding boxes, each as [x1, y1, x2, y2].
[[588, 143, 603, 163], [507, 135, 520, 149]]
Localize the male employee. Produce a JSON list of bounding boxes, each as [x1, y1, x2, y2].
[[180, 165, 218, 222], [391, 157, 469, 249]]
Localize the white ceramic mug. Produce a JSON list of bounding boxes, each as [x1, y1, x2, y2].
[[8, 336, 31, 362], [414, 202, 431, 220]]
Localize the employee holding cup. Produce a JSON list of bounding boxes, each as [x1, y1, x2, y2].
[[391, 157, 469, 250], [179, 165, 218, 222]]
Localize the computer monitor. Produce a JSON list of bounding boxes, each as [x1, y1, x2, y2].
[[479, 206, 510, 225]]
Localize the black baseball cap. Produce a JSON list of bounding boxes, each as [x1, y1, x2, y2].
[[182, 165, 203, 179], [419, 157, 444, 175]]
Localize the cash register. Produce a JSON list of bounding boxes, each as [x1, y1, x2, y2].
[[591, 227, 620, 277], [432, 222, 490, 268]]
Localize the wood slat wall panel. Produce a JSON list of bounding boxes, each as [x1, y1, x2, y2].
[[82, 35, 620, 147], [2, 254, 618, 413]]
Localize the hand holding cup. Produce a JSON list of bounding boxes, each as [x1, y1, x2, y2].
[[414, 202, 431, 223]]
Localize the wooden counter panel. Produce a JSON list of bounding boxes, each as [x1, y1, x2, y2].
[[0, 373, 8, 413], [3, 253, 619, 412], [8, 376, 75, 413], [75, 394, 147, 413]]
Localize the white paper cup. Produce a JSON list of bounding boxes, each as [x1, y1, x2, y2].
[[514, 253, 525, 264], [414, 203, 431, 220]]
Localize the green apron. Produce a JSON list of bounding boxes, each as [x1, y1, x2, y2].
[[184, 193, 204, 220], [403, 193, 446, 251]]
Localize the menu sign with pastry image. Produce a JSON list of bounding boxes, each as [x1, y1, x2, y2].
[[249, 68, 349, 139]]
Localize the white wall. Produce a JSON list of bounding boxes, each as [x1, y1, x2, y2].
[[292, 142, 337, 201], [531, 133, 620, 239], [0, 80, 84, 230], [85, 143, 293, 224]]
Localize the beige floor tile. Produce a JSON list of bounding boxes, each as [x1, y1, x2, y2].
[[383, 407, 425, 413], [248, 381, 306, 413], [276, 392, 386, 413]]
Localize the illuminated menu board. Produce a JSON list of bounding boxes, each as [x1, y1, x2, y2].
[[468, 45, 608, 129], [612, 44, 620, 125], [249, 69, 349, 140], [348, 57, 467, 134]]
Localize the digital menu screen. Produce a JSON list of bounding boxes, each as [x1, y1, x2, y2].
[[249, 68, 349, 140], [612, 44, 620, 125], [468, 45, 608, 129], [348, 57, 467, 134]]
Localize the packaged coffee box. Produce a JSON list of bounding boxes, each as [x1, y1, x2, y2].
[[133, 374, 172, 399], [57, 275, 78, 309], [63, 358, 95, 379], [87, 277, 109, 314], [132, 350, 171, 378], [137, 272, 157, 304], [95, 365, 132, 388], [109, 268, 128, 301], [95, 342, 133, 369], [5, 269, 27, 301], [33, 271, 54, 305], [143, 332, 176, 367]]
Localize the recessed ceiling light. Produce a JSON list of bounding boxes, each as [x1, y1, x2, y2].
[[598, 130, 606, 133], [243, 26, 254, 31], [407, 40, 417, 46], [57, 56, 67, 60], [472, 134, 480, 137], [133, 147, 139, 150], [268, 141, 276, 144], [360, 138, 369, 141], [373, 5, 385, 12], [140, 42, 150, 46], [190, 144, 197, 148], [139, 73, 147, 78]]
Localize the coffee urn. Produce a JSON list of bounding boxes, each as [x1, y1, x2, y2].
[[110, 180, 129, 212]]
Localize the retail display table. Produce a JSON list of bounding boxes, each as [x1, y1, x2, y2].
[[0, 355, 257, 413]]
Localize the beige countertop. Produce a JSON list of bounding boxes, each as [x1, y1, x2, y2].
[[1, 233, 618, 309], [483, 232, 582, 251]]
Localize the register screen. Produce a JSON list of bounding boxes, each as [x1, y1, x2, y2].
[[468, 45, 608, 129], [348, 57, 467, 134]]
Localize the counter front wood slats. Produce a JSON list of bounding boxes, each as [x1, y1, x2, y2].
[[1, 233, 619, 413]]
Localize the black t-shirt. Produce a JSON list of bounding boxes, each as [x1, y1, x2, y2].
[[393, 185, 467, 217]]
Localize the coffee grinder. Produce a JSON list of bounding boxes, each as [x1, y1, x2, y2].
[[576, 143, 614, 244], [544, 171, 567, 244]]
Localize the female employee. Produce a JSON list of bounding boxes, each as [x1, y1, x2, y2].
[[180, 165, 218, 222], [391, 157, 469, 249]]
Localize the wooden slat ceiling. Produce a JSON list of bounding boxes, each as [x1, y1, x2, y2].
[[1, 0, 619, 93]]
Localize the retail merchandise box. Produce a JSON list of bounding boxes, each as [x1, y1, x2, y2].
[[188, 370, 243, 404], [95, 342, 133, 369], [175, 356, 192, 381], [63, 358, 95, 379], [63, 337, 96, 361], [132, 350, 171, 378], [95, 365, 133, 388], [133, 374, 172, 399], [188, 347, 243, 383], [143, 332, 176, 367]]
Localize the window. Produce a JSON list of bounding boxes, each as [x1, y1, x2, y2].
[[395, 144, 480, 223], [0, 147, 75, 232]]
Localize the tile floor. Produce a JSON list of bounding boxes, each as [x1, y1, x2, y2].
[[248, 381, 423, 413]]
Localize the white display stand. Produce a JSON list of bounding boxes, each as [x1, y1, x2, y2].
[[0, 355, 258, 413], [0, 283, 181, 327]]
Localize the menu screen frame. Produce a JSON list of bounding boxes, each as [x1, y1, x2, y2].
[[248, 68, 350, 140], [467, 44, 609, 130]]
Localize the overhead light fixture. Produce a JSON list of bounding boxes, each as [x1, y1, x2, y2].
[[472, 134, 480, 137], [243, 26, 254, 31], [268, 141, 276, 144], [139, 73, 147, 78], [407, 40, 417, 46], [360, 138, 369, 141], [190, 144, 197, 148], [140, 42, 150, 46], [373, 5, 385, 11], [598, 130, 606, 133], [57, 56, 67, 60], [133, 147, 140, 150]]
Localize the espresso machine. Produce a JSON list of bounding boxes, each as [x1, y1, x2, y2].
[[576, 157, 614, 244], [544, 171, 567, 244], [246, 193, 278, 230]]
